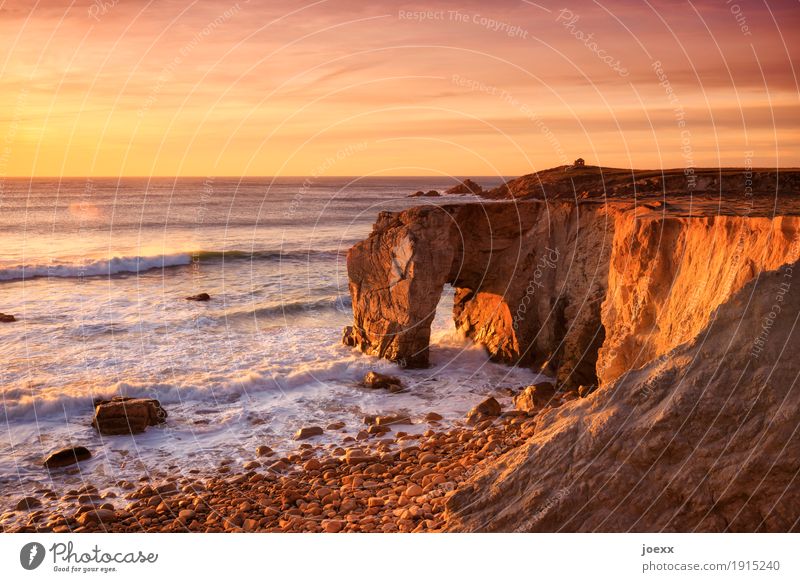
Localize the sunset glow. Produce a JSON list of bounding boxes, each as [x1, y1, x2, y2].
[[1, 0, 797, 177]]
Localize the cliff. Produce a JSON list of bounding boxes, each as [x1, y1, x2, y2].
[[345, 195, 800, 388], [343, 167, 800, 531], [444, 259, 800, 531]]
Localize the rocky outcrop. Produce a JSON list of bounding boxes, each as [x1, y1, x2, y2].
[[345, 201, 616, 383], [484, 165, 800, 201], [345, 197, 800, 389], [444, 260, 800, 531], [92, 397, 167, 435], [446, 179, 483, 195]]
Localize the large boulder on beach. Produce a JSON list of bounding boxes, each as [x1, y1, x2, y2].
[[92, 397, 167, 435], [43, 446, 92, 468]]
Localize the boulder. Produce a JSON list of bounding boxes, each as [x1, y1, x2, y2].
[[409, 190, 441, 197], [15, 497, 42, 511], [92, 397, 167, 435], [0, 313, 16, 322], [295, 426, 324, 440], [375, 415, 411, 426], [513, 383, 557, 413], [362, 371, 403, 391], [43, 446, 92, 468], [185, 293, 211, 301], [446, 179, 483, 195], [467, 397, 502, 424]]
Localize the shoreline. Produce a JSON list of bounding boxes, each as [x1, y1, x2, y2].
[[3, 396, 539, 533]]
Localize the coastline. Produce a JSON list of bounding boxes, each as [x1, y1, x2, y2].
[[4, 394, 541, 533]]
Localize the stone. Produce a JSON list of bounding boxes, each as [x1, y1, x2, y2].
[[304, 459, 322, 471], [15, 497, 41, 511], [409, 190, 441, 198], [578, 385, 598, 398], [0, 313, 16, 323], [256, 445, 274, 457], [513, 383, 557, 413], [362, 371, 402, 391], [404, 484, 423, 497], [467, 397, 501, 423], [76, 508, 116, 526], [92, 397, 166, 435], [327, 421, 346, 430], [185, 293, 211, 301], [425, 412, 443, 422], [43, 446, 92, 468], [375, 415, 411, 426], [323, 519, 344, 533], [295, 426, 324, 440]]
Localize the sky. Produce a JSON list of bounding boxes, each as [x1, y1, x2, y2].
[[0, 0, 798, 177]]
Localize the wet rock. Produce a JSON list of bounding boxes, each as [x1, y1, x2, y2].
[[0, 313, 16, 323], [92, 397, 167, 435], [15, 497, 42, 511], [327, 421, 346, 430], [76, 508, 116, 526], [185, 293, 211, 301], [295, 426, 324, 440], [466, 397, 502, 424], [513, 383, 556, 413], [363, 371, 402, 391], [43, 446, 92, 468], [256, 445, 274, 457], [342, 325, 357, 347], [425, 412, 443, 422]]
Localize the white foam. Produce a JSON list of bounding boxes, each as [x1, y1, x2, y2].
[[0, 253, 193, 281]]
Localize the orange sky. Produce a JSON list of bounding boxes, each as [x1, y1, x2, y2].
[[1, 0, 798, 177]]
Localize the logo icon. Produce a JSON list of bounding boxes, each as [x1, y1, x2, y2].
[[20, 542, 46, 570]]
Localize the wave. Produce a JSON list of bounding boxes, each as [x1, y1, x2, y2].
[[0, 248, 348, 282], [222, 295, 352, 321]]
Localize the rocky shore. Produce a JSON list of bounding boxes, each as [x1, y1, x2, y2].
[[4, 392, 553, 533]]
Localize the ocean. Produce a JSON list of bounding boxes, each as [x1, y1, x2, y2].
[[0, 177, 544, 499]]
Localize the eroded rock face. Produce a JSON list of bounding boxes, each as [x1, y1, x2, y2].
[[345, 199, 800, 389], [444, 261, 800, 532], [345, 201, 615, 385]]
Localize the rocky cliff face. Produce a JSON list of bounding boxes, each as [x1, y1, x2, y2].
[[345, 198, 800, 389], [444, 259, 800, 531], [345, 201, 619, 385]]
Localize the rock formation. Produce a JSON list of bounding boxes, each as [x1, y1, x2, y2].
[[345, 184, 800, 388], [445, 260, 800, 531], [92, 397, 167, 435], [446, 179, 483, 195]]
